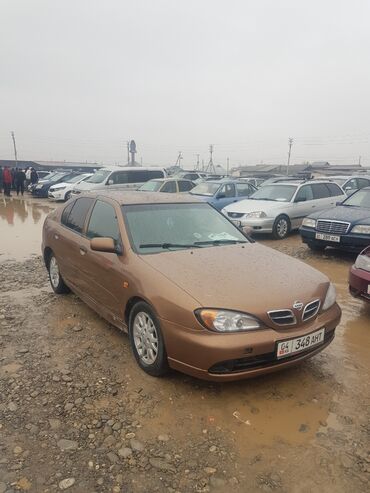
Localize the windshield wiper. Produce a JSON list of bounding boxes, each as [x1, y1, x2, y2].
[[194, 239, 247, 246], [139, 243, 202, 249]]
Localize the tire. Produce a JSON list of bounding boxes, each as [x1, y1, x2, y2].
[[129, 302, 169, 377], [272, 215, 290, 239], [47, 254, 70, 294], [307, 241, 326, 252], [65, 191, 71, 201]]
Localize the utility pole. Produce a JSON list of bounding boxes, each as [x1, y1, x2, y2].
[[206, 144, 216, 174], [125, 141, 130, 165], [358, 155, 362, 166], [196, 154, 200, 170], [226, 157, 230, 176], [286, 138, 293, 175], [175, 151, 183, 168], [11, 131, 18, 167]]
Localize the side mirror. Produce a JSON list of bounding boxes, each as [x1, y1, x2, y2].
[[217, 193, 226, 199], [295, 197, 306, 203], [90, 237, 117, 254], [107, 179, 114, 185]]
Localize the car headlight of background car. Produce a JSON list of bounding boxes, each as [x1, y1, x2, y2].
[[322, 283, 336, 311], [196, 309, 261, 332], [53, 186, 66, 191], [351, 225, 370, 235], [245, 211, 267, 218], [302, 218, 316, 228], [355, 253, 370, 272]]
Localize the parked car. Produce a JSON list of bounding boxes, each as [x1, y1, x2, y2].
[[42, 191, 341, 381], [71, 166, 166, 196], [259, 176, 307, 187], [300, 187, 370, 252], [28, 171, 58, 192], [48, 173, 92, 201], [138, 178, 195, 193], [325, 175, 370, 195], [223, 180, 346, 239], [32, 172, 79, 198], [174, 171, 207, 183], [190, 180, 257, 210], [349, 246, 370, 302]]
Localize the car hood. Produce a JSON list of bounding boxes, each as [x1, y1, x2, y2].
[[50, 182, 68, 190], [224, 199, 287, 213], [189, 194, 213, 201], [310, 205, 370, 224], [139, 243, 329, 319], [74, 180, 97, 191]]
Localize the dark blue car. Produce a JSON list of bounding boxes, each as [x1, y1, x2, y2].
[[300, 187, 370, 251], [189, 180, 257, 210], [32, 172, 78, 198]]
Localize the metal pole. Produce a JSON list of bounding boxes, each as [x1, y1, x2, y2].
[[11, 131, 18, 167], [287, 138, 293, 175], [227, 157, 229, 176]]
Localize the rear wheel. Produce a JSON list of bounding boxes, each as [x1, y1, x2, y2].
[[272, 215, 290, 239], [48, 254, 70, 294], [65, 191, 72, 201], [129, 302, 169, 377], [307, 241, 326, 252]]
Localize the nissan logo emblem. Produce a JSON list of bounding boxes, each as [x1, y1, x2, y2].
[[293, 301, 304, 311]]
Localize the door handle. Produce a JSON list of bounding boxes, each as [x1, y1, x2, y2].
[[79, 246, 87, 256]]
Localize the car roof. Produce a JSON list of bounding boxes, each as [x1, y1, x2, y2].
[[149, 178, 192, 183], [82, 190, 202, 205], [99, 166, 165, 171]]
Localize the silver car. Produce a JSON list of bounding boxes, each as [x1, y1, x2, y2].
[[222, 180, 346, 239]]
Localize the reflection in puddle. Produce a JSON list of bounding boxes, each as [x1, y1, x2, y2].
[[0, 196, 55, 261]]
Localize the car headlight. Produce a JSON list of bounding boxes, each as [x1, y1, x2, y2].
[[351, 225, 370, 235], [322, 283, 336, 311], [221, 208, 227, 215], [355, 254, 370, 272], [302, 218, 316, 228], [195, 309, 261, 332], [245, 211, 266, 218], [56, 186, 66, 191]]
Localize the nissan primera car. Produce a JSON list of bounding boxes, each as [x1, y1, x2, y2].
[[42, 192, 341, 381]]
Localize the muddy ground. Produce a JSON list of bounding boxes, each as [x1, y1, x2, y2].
[[0, 196, 369, 493]]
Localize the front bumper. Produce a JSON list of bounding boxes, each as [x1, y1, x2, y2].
[[229, 216, 275, 234], [349, 266, 370, 302], [300, 227, 370, 251], [48, 190, 65, 201], [160, 303, 341, 381], [32, 187, 49, 197]]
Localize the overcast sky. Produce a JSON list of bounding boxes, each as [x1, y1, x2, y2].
[[1, 0, 370, 168]]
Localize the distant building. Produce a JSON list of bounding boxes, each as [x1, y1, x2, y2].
[[231, 162, 368, 178], [0, 159, 102, 173]]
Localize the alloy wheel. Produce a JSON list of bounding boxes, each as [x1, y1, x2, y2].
[[49, 257, 60, 288], [133, 312, 159, 365]]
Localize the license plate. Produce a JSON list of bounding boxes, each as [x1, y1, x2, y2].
[[315, 233, 340, 242], [276, 328, 325, 359]]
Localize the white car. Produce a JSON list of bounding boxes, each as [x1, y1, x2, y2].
[[48, 173, 92, 201], [222, 180, 346, 239]]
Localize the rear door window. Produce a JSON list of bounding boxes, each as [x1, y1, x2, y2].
[[312, 183, 331, 199], [236, 183, 254, 197], [62, 197, 94, 233], [357, 178, 370, 189], [327, 183, 344, 196], [219, 183, 235, 198], [86, 200, 120, 243], [178, 180, 194, 192]]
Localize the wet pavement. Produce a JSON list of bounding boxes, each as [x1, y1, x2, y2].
[[0, 196, 369, 493]]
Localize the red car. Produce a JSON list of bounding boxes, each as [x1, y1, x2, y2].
[[349, 246, 370, 302]]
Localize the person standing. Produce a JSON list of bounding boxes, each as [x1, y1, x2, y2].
[[0, 166, 3, 193], [3, 166, 12, 196], [15, 168, 26, 196], [30, 167, 39, 185], [25, 167, 32, 188]]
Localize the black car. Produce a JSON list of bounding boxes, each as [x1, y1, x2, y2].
[[32, 172, 78, 197], [299, 187, 370, 252]]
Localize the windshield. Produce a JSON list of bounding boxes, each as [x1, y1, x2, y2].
[[49, 173, 68, 182], [86, 170, 111, 184], [342, 189, 370, 208], [64, 174, 85, 184], [190, 182, 221, 196], [123, 203, 248, 254], [139, 180, 162, 192], [249, 184, 297, 202]]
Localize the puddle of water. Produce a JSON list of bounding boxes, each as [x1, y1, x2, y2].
[[0, 196, 55, 262]]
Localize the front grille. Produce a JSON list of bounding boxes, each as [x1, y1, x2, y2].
[[208, 332, 335, 374], [316, 220, 350, 235], [302, 299, 320, 321], [228, 212, 244, 219], [268, 309, 296, 326]]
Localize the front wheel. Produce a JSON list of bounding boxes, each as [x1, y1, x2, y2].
[[272, 215, 290, 239], [65, 191, 72, 201], [129, 302, 169, 377], [48, 254, 70, 294]]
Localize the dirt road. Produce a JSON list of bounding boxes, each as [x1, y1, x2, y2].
[[0, 196, 369, 493]]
